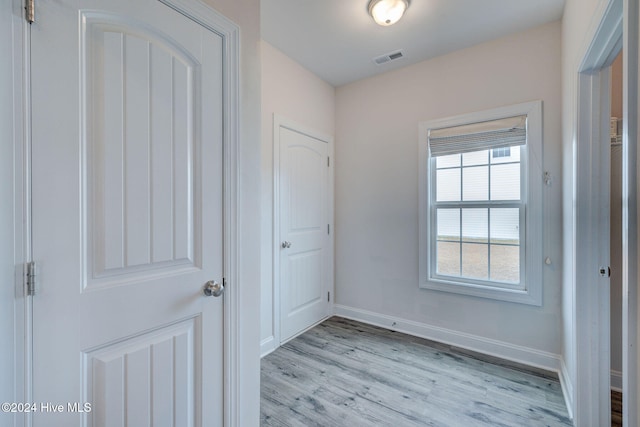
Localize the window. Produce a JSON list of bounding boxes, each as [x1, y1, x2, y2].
[[492, 147, 511, 158], [418, 101, 542, 305]]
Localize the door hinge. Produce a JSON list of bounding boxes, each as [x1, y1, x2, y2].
[[25, 261, 37, 296], [327, 224, 330, 235], [327, 291, 330, 302], [26, 0, 35, 23], [327, 157, 330, 167]]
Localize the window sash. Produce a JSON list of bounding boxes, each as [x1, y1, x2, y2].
[[428, 146, 526, 291], [429, 202, 526, 290]]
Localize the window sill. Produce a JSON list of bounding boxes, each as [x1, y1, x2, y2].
[[420, 277, 542, 306]]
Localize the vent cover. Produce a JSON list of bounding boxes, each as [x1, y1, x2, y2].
[[373, 50, 404, 65]]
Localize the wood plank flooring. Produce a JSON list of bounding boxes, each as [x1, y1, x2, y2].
[[261, 317, 572, 426], [611, 390, 622, 427]]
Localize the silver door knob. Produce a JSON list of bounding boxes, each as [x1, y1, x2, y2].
[[281, 241, 292, 249], [203, 280, 224, 297]]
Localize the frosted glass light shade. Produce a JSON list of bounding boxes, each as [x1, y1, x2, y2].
[[368, 0, 410, 26]]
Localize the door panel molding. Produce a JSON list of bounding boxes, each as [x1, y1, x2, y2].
[[82, 11, 204, 289], [84, 316, 199, 426]]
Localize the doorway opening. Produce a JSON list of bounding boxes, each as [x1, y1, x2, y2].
[[610, 49, 623, 427], [572, 0, 637, 425]]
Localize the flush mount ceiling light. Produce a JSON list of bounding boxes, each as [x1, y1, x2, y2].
[[368, 0, 410, 26]]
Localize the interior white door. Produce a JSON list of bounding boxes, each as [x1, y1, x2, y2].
[[279, 125, 330, 342], [30, 0, 224, 425]]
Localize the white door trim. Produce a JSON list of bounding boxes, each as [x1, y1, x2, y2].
[[272, 114, 334, 348], [575, 67, 613, 427], [7, 0, 32, 426], [623, 0, 640, 423], [6, 1, 31, 425], [573, 0, 627, 424], [12, 0, 243, 425]]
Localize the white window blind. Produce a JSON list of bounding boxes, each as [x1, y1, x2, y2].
[[428, 115, 527, 157]]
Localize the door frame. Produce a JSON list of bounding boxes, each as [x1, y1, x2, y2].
[[272, 114, 334, 347], [623, 0, 640, 422], [574, 0, 639, 424], [10, 0, 243, 425], [8, 1, 33, 425]]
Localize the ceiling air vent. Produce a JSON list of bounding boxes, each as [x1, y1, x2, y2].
[[373, 50, 404, 65]]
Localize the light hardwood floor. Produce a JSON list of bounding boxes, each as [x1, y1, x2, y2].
[[611, 390, 622, 427], [261, 317, 572, 426]]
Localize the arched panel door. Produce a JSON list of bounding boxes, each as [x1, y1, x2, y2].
[[30, 1, 225, 425], [279, 125, 331, 342]]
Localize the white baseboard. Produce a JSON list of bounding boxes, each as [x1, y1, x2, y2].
[[260, 315, 331, 359], [334, 304, 575, 419], [333, 304, 562, 373], [559, 357, 575, 420], [280, 315, 330, 346], [611, 369, 622, 392], [334, 305, 579, 420], [260, 336, 277, 358]]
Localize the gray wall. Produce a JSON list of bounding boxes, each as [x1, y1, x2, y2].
[[260, 41, 335, 355], [335, 22, 563, 356]]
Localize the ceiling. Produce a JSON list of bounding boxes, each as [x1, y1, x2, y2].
[[261, 0, 565, 87]]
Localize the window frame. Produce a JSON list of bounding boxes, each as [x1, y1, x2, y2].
[[418, 101, 543, 305]]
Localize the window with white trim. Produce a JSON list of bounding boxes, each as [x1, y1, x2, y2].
[[418, 101, 543, 305]]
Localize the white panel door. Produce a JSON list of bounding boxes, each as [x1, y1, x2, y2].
[[30, 0, 224, 425], [279, 126, 330, 342]]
